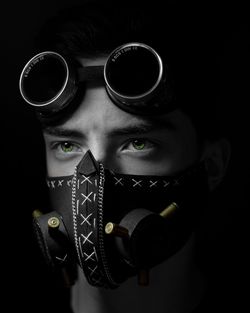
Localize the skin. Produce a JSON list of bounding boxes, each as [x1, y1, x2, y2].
[[42, 57, 229, 313], [43, 58, 199, 178]]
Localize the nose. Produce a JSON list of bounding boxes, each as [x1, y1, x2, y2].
[[87, 137, 118, 171]]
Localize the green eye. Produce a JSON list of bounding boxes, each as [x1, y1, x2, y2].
[[61, 142, 74, 153], [132, 139, 145, 150]]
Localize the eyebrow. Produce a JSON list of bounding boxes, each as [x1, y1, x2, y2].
[[43, 127, 84, 139], [109, 120, 174, 136], [43, 118, 175, 138]]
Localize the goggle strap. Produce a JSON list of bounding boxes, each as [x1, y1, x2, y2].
[[77, 65, 104, 82]]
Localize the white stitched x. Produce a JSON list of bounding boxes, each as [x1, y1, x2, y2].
[[55, 254, 67, 263], [84, 250, 96, 262], [81, 232, 93, 245], [163, 181, 170, 188], [88, 265, 98, 276], [80, 213, 92, 226], [81, 192, 93, 204], [132, 179, 142, 187], [58, 180, 64, 187], [80, 175, 92, 184], [50, 181, 56, 188], [114, 177, 124, 186], [149, 180, 158, 187]]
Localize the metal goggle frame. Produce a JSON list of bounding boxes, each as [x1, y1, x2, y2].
[[19, 42, 175, 118]]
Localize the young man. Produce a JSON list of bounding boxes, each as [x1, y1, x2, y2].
[[19, 1, 231, 312]]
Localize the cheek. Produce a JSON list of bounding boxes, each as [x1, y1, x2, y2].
[[45, 150, 82, 177], [115, 144, 198, 176]]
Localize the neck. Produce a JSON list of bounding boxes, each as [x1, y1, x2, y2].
[[71, 234, 206, 313]]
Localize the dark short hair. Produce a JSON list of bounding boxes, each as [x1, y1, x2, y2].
[[34, 0, 224, 141]]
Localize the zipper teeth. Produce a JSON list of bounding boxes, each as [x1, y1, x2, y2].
[[98, 163, 118, 287], [72, 166, 83, 269]]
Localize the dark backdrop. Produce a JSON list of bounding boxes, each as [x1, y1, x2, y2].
[[2, 1, 248, 312]]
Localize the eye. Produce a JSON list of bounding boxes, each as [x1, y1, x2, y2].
[[122, 138, 156, 153], [60, 142, 75, 153], [132, 139, 146, 150], [50, 141, 82, 158]]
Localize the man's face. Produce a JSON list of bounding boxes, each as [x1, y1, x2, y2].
[[43, 58, 199, 178]]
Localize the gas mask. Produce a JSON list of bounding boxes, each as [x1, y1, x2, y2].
[[33, 150, 209, 289], [20, 42, 209, 288]]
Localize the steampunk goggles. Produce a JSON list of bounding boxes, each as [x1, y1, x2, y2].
[[19, 42, 175, 118]]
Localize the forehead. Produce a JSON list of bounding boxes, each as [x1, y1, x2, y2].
[[47, 86, 197, 144]]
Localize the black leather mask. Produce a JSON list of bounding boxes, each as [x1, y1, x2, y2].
[[33, 150, 209, 288]]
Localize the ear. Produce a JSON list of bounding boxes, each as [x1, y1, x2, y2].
[[202, 138, 231, 191]]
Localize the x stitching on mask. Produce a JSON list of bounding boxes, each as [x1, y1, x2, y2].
[[149, 180, 158, 187], [163, 180, 170, 188], [81, 192, 93, 204], [88, 265, 98, 276], [80, 175, 93, 185], [84, 249, 96, 262], [132, 179, 142, 187], [55, 253, 68, 263], [81, 231, 93, 245], [114, 177, 124, 186], [80, 213, 93, 226]]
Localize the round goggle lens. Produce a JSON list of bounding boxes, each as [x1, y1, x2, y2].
[[105, 45, 161, 97], [21, 53, 67, 104]]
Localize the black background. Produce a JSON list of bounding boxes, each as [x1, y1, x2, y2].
[[2, 0, 249, 312]]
